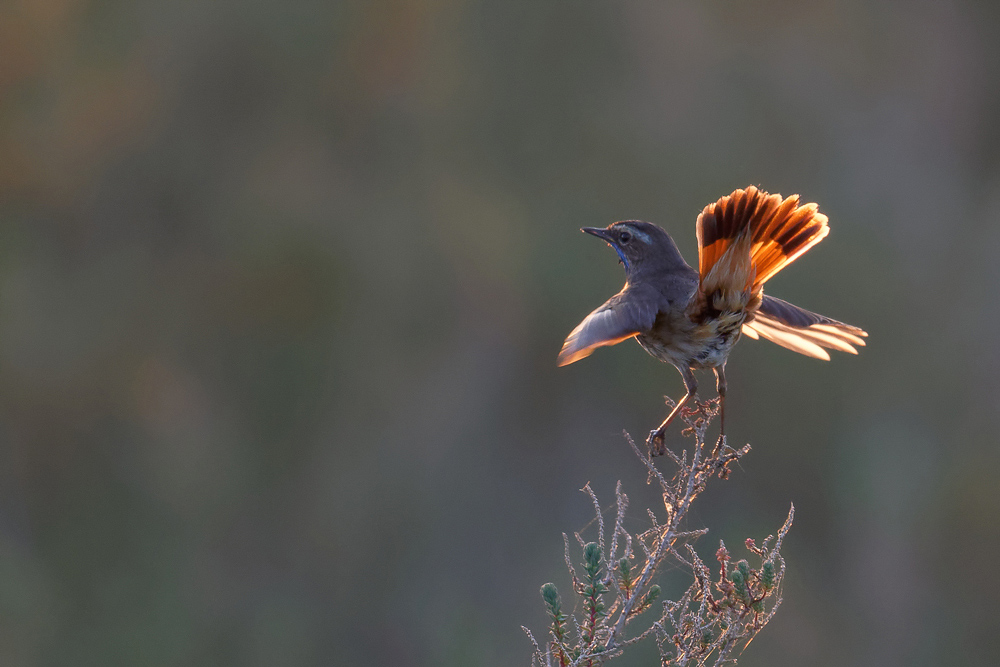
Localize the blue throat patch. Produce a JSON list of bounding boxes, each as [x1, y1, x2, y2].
[[612, 245, 629, 271]]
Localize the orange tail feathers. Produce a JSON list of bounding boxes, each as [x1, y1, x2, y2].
[[696, 186, 830, 295]]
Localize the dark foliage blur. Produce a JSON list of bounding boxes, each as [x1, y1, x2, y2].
[[2, 1, 999, 665]]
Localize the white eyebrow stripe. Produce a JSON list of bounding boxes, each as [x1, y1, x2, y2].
[[625, 226, 651, 244]]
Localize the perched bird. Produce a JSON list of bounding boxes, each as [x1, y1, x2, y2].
[[557, 186, 867, 454]]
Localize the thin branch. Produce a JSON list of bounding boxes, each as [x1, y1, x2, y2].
[[528, 399, 791, 667]]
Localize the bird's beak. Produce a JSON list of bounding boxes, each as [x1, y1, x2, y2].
[[582, 227, 613, 243], [583, 226, 629, 270]]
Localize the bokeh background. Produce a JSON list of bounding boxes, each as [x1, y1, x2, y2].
[[1, 0, 999, 665]]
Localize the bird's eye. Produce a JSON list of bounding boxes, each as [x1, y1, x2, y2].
[[619, 231, 632, 244]]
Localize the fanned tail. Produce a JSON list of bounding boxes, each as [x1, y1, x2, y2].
[[691, 186, 831, 325], [696, 186, 830, 295]]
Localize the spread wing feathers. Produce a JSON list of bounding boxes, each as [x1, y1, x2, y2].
[[557, 286, 659, 366], [696, 186, 830, 294], [742, 295, 868, 360]]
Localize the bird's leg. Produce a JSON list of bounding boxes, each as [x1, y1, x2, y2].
[[712, 364, 727, 455], [648, 368, 697, 456]]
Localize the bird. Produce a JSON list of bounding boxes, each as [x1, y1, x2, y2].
[[557, 186, 867, 455]]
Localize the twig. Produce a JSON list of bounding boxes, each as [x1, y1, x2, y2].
[[528, 398, 793, 666]]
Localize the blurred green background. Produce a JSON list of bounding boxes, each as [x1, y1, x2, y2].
[[1, 0, 999, 665]]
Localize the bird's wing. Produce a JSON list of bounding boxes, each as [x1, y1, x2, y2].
[[557, 284, 661, 366], [742, 295, 867, 360]]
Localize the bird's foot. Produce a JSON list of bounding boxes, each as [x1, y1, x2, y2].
[[712, 433, 726, 457], [647, 429, 666, 457]]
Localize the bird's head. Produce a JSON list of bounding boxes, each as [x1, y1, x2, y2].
[[582, 221, 685, 275]]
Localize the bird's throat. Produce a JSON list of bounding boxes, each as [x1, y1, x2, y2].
[[612, 245, 630, 271]]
